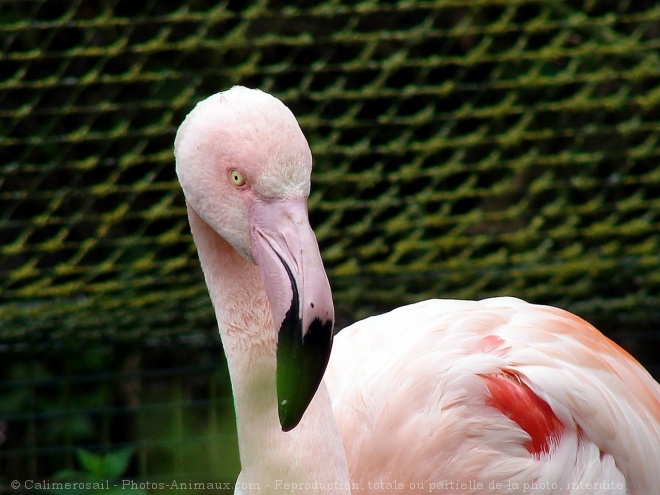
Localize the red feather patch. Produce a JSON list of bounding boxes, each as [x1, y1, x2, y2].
[[483, 370, 564, 455]]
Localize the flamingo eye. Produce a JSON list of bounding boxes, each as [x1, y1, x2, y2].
[[229, 169, 246, 187]]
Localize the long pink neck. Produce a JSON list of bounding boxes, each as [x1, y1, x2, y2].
[[187, 207, 351, 495]]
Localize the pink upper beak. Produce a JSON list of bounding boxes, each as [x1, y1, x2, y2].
[[249, 196, 334, 431]]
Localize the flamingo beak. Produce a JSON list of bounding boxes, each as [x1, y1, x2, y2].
[[250, 196, 335, 432]]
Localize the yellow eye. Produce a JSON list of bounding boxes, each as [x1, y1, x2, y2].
[[229, 169, 246, 187]]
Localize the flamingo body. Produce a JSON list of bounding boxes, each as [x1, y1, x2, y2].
[[174, 86, 660, 495], [326, 297, 660, 494]]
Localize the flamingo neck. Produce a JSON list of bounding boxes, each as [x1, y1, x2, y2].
[[187, 207, 351, 495]]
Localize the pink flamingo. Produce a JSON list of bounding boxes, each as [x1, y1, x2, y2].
[[174, 86, 660, 495]]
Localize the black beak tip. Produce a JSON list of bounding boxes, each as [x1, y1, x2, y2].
[[279, 399, 302, 432], [274, 253, 334, 432], [277, 316, 334, 432]]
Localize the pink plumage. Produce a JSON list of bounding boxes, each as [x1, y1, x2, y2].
[[326, 298, 660, 494], [174, 86, 660, 495]]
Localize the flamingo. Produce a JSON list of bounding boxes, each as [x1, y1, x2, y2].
[[174, 86, 660, 495]]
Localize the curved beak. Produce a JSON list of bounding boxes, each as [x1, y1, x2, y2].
[[250, 196, 334, 431]]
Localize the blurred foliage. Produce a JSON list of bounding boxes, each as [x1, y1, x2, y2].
[[48, 448, 144, 495], [0, 342, 238, 490]]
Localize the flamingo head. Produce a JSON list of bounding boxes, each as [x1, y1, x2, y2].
[[174, 86, 334, 431]]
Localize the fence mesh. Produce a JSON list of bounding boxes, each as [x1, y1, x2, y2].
[[1, 0, 659, 487]]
